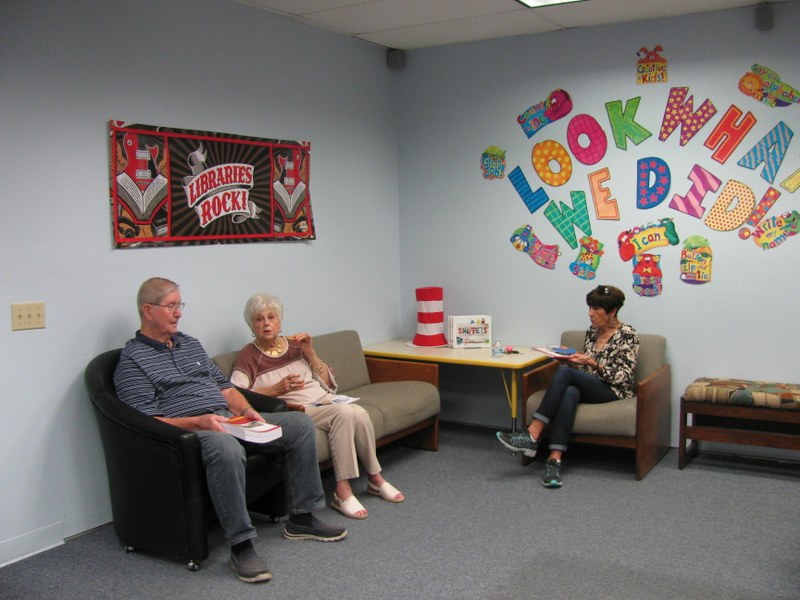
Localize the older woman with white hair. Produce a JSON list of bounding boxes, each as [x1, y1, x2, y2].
[[230, 293, 404, 520]]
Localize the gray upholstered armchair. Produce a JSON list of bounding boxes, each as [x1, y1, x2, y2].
[[522, 330, 671, 480]]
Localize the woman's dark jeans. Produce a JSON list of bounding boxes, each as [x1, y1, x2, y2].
[[532, 364, 618, 451]]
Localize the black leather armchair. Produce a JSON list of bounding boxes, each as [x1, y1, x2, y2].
[[84, 349, 287, 571]]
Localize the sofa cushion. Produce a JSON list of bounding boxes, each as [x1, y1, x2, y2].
[[312, 330, 371, 392], [684, 377, 800, 410], [526, 391, 637, 438], [351, 381, 440, 437], [213, 350, 238, 379], [573, 396, 637, 436]]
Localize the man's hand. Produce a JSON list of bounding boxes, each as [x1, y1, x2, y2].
[[222, 387, 265, 422], [239, 406, 266, 422], [157, 413, 229, 432], [195, 414, 229, 432]]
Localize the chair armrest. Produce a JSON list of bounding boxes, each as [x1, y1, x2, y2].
[[235, 386, 288, 413], [88, 391, 206, 500], [522, 359, 558, 400], [636, 363, 672, 429], [366, 357, 439, 388], [91, 389, 202, 449]]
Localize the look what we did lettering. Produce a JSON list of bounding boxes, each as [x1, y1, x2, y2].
[[508, 86, 798, 251]]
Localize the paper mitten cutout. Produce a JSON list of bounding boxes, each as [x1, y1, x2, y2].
[[569, 236, 604, 280], [510, 225, 560, 269]]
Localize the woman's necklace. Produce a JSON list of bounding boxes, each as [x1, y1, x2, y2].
[[254, 337, 284, 357], [594, 323, 620, 350]]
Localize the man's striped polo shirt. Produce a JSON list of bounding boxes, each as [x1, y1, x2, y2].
[[113, 331, 232, 418]]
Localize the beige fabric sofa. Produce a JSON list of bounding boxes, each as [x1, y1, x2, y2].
[[213, 329, 440, 466], [523, 330, 671, 480]]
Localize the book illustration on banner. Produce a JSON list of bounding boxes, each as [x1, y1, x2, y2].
[[534, 346, 577, 359], [221, 416, 283, 444], [448, 315, 492, 348], [313, 395, 360, 406]]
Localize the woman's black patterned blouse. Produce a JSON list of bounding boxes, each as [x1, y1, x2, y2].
[[580, 324, 639, 399]]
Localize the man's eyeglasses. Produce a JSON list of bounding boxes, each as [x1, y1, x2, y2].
[[149, 302, 185, 312]]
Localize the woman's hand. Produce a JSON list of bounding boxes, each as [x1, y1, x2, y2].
[[290, 332, 326, 373], [563, 352, 589, 365], [275, 373, 305, 395], [567, 352, 590, 364], [288, 332, 314, 353], [567, 352, 601, 372]]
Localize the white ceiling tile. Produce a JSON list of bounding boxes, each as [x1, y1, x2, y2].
[[531, 0, 758, 29], [307, 0, 526, 33], [360, 10, 559, 50], [234, 0, 768, 49]]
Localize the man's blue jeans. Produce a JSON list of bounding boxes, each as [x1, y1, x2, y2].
[[196, 410, 325, 546], [532, 364, 617, 452]]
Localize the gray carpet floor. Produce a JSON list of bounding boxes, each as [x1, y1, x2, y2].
[[1, 425, 798, 599]]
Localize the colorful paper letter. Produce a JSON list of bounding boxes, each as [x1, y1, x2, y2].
[[637, 157, 671, 209], [659, 87, 718, 146], [703, 105, 757, 164], [669, 164, 722, 219], [605, 97, 652, 150], [736, 121, 794, 184]]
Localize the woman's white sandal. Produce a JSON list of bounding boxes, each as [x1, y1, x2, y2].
[[330, 493, 368, 519], [366, 481, 405, 503]]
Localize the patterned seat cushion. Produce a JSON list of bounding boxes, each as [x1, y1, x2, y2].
[[684, 378, 800, 410]]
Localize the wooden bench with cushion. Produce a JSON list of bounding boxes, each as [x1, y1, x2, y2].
[[679, 377, 800, 468]]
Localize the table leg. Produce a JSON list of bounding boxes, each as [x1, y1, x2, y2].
[[511, 372, 519, 432], [498, 369, 518, 432]]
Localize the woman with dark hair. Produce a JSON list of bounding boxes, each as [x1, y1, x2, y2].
[[496, 285, 639, 487]]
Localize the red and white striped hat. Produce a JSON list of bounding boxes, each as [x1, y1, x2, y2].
[[412, 286, 447, 346]]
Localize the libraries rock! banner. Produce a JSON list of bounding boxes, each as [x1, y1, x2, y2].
[[109, 120, 314, 248]]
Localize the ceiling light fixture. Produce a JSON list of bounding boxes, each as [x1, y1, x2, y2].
[[514, 0, 585, 7]]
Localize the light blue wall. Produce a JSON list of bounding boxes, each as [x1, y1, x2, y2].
[[1, 0, 798, 566], [0, 0, 402, 565], [399, 4, 800, 429]]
